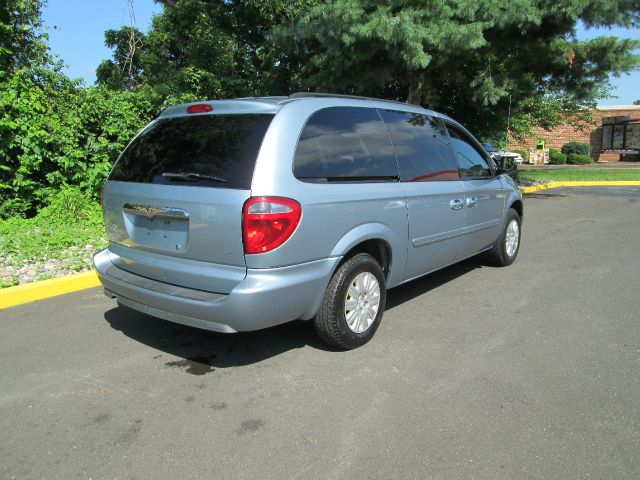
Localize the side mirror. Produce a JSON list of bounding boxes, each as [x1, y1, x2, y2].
[[494, 155, 517, 175]]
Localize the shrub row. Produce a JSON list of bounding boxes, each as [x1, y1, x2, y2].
[[545, 142, 593, 165], [567, 153, 593, 165], [548, 149, 593, 165]]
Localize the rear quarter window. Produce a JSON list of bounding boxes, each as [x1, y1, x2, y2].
[[109, 114, 274, 189], [293, 107, 399, 182]]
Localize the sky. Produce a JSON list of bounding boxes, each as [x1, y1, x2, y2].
[[42, 0, 162, 82], [42, 0, 639, 106], [576, 23, 640, 106]]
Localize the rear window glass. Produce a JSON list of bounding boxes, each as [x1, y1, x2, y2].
[[109, 114, 274, 189], [293, 107, 399, 182], [379, 110, 459, 182]]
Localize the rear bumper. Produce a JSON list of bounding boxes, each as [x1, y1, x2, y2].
[[93, 249, 340, 332]]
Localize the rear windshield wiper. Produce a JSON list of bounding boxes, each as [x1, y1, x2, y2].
[[162, 172, 227, 183]]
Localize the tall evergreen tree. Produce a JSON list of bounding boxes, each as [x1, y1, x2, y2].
[[276, 0, 640, 137]]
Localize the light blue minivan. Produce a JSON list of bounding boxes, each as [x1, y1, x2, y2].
[[94, 93, 523, 349]]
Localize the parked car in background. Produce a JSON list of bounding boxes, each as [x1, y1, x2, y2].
[[94, 93, 523, 349], [483, 143, 524, 164]]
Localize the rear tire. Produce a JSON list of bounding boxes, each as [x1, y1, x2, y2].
[[314, 253, 386, 349], [487, 208, 521, 267]]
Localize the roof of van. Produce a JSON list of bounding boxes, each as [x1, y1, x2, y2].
[[158, 93, 443, 120]]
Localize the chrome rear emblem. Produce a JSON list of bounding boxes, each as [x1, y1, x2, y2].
[[123, 203, 189, 220]]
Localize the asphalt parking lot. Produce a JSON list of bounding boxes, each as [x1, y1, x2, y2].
[[2, 187, 639, 479]]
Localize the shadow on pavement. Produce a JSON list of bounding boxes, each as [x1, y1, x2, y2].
[[386, 257, 483, 310], [104, 306, 332, 371], [103, 257, 484, 371]]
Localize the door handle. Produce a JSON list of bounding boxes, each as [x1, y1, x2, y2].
[[450, 199, 464, 210], [466, 197, 478, 207]]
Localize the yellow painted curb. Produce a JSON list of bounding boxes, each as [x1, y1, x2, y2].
[[520, 183, 556, 194], [521, 181, 640, 194], [0, 271, 100, 310]]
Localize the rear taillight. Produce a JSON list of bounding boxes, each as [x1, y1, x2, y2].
[[242, 197, 301, 254]]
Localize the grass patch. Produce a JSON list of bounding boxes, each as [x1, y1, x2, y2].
[[0, 187, 108, 287], [0, 204, 106, 263], [519, 168, 640, 182]]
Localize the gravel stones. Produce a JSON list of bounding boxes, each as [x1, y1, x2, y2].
[[0, 245, 98, 287]]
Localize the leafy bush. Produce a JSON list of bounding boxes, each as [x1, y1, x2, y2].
[[39, 185, 102, 223], [549, 149, 567, 165], [562, 141, 590, 156], [0, 66, 158, 219], [513, 149, 527, 159], [567, 153, 593, 165]]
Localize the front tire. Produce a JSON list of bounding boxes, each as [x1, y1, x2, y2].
[[314, 253, 386, 349], [487, 208, 521, 266]]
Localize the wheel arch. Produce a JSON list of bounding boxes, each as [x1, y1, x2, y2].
[[329, 223, 405, 287], [509, 198, 524, 219]]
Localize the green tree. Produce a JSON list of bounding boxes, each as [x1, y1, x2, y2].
[[96, 27, 146, 90], [97, 0, 310, 98], [277, 0, 640, 138], [0, 0, 48, 77]]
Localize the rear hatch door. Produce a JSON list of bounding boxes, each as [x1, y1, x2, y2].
[[103, 108, 275, 293]]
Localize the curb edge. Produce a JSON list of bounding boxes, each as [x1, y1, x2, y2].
[[0, 271, 100, 310], [521, 181, 640, 194]]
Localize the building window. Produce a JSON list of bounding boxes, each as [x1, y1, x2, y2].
[[601, 116, 640, 151]]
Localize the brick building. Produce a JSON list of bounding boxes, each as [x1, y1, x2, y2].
[[516, 104, 640, 162]]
